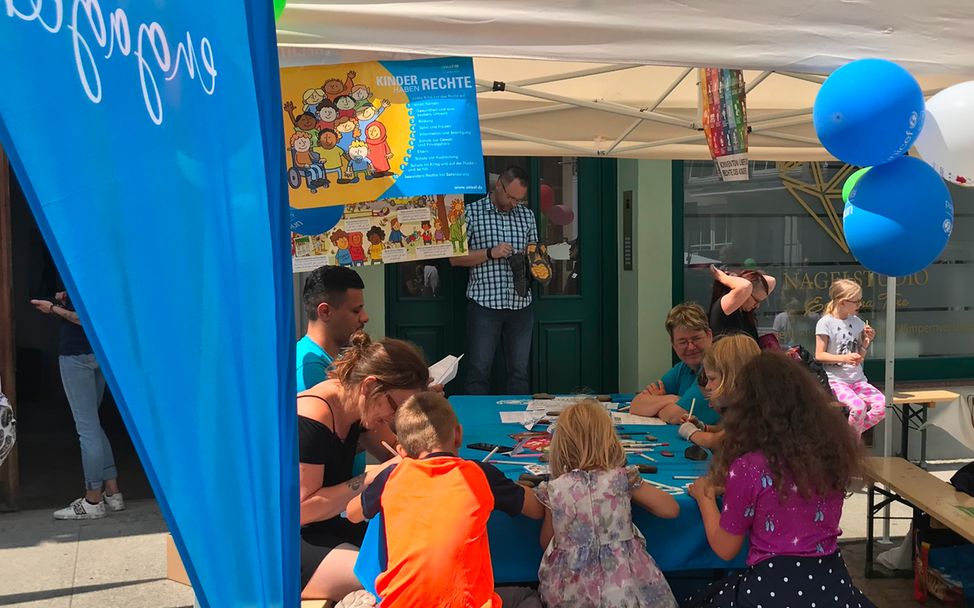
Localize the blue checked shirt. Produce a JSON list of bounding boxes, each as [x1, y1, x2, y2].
[[465, 195, 539, 310]]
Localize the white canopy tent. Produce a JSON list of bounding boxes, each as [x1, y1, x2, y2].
[[277, 0, 974, 159], [277, 1, 974, 537]]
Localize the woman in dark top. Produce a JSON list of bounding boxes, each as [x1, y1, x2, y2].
[[298, 331, 429, 601], [708, 265, 776, 342]]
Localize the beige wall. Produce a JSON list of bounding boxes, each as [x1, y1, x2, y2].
[[617, 160, 675, 392]]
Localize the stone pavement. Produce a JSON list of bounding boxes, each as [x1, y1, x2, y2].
[[0, 470, 959, 608]]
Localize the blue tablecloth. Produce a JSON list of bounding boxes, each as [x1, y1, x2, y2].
[[452, 395, 747, 583]]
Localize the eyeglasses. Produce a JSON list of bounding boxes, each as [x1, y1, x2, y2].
[[750, 293, 767, 305], [674, 335, 709, 349], [498, 180, 528, 205], [845, 298, 863, 305], [385, 393, 401, 413]]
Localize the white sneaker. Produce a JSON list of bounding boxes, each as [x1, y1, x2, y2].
[[104, 492, 125, 512], [54, 497, 106, 520]]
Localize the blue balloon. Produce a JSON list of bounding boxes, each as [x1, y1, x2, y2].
[[290, 205, 345, 236], [843, 156, 953, 277], [814, 59, 925, 167]]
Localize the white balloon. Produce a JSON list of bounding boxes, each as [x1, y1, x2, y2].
[[915, 80, 974, 187]]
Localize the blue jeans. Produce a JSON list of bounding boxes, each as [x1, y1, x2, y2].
[[464, 300, 533, 395], [59, 354, 117, 491]]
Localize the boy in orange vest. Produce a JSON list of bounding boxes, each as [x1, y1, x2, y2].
[[348, 392, 543, 607]]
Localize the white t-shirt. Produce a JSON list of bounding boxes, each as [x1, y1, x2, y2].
[[815, 314, 867, 383]]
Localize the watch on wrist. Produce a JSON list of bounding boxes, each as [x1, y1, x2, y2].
[[486, 247, 494, 260]]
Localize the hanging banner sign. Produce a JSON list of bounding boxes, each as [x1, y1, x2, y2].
[[700, 68, 750, 182], [281, 57, 486, 208], [292, 195, 469, 272]]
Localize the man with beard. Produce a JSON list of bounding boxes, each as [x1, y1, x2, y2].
[[297, 266, 369, 391]]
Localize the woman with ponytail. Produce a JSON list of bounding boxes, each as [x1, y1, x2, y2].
[[298, 331, 430, 600]]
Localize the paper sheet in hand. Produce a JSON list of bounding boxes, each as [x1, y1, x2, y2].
[[428, 354, 463, 386], [499, 411, 544, 429], [612, 412, 665, 426]]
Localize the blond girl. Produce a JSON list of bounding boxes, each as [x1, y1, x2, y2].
[[814, 279, 884, 434], [535, 400, 679, 608], [678, 334, 761, 449]]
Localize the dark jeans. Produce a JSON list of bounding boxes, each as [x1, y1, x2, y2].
[[464, 300, 533, 395]]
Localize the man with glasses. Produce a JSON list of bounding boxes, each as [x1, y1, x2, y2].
[[450, 166, 539, 395], [631, 303, 718, 425]]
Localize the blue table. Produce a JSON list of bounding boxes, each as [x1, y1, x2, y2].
[[452, 395, 747, 583]]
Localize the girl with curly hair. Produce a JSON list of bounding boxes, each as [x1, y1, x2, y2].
[[683, 352, 875, 608]]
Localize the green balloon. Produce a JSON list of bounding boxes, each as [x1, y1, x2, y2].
[[274, 0, 286, 20], [842, 167, 871, 203]]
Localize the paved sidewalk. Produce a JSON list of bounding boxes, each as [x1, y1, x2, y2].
[[0, 500, 195, 608], [0, 468, 959, 608]]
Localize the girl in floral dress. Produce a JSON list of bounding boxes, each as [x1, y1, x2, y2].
[[534, 400, 680, 608]]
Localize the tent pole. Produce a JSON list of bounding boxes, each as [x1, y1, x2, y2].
[[480, 104, 573, 121], [479, 126, 595, 154], [605, 67, 693, 154], [744, 71, 773, 93], [780, 71, 827, 84], [881, 276, 897, 542], [613, 132, 706, 154], [477, 79, 696, 129], [753, 131, 819, 145], [507, 64, 640, 87]]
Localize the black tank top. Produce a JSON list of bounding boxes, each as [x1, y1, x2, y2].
[[297, 395, 363, 536]]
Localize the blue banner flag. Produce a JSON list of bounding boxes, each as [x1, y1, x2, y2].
[[0, 2, 296, 607]]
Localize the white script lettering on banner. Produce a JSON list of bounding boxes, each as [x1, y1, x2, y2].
[[5, 0, 217, 125]]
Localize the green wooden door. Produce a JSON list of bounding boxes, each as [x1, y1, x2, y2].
[[385, 157, 618, 394]]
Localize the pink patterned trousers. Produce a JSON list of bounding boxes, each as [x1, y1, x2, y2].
[[829, 380, 887, 434]]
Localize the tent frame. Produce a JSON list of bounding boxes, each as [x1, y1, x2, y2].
[[476, 65, 945, 158]]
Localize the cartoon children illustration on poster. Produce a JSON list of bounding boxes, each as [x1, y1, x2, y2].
[[364, 122, 394, 178], [389, 217, 404, 247], [330, 230, 352, 267], [282, 57, 485, 213], [448, 199, 467, 254], [345, 142, 375, 182], [290, 195, 471, 273], [283, 66, 398, 199], [348, 232, 367, 266], [367, 226, 385, 264]]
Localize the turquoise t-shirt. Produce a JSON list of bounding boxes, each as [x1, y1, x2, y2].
[[295, 335, 366, 474], [296, 335, 334, 391], [659, 362, 718, 425]]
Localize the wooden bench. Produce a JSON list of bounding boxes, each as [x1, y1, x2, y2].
[[890, 389, 959, 468], [863, 456, 974, 577]]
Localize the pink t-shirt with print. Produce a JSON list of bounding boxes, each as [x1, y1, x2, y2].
[[719, 451, 845, 566]]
